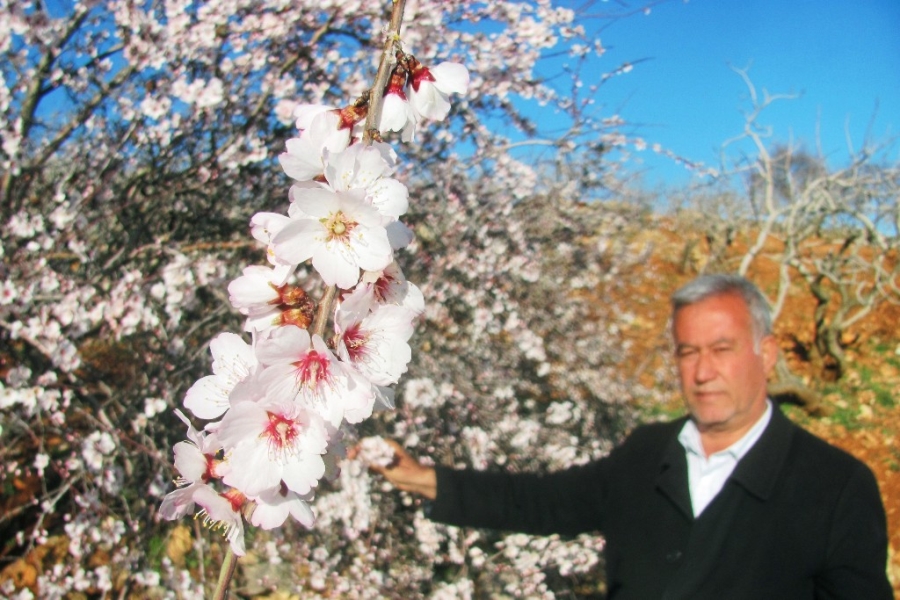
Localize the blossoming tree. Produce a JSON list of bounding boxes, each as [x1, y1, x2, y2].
[[1, 0, 662, 596]]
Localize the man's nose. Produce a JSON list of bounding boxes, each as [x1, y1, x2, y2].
[[694, 351, 716, 383]]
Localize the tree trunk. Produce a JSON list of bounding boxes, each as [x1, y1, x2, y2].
[[809, 278, 844, 381], [767, 352, 826, 416]]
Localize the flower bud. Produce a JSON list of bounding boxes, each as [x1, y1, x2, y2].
[[279, 307, 314, 329], [277, 284, 310, 307]]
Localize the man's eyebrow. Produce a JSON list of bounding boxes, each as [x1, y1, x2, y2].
[[675, 337, 736, 350]]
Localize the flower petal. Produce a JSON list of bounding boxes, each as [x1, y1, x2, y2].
[[431, 62, 470, 94]]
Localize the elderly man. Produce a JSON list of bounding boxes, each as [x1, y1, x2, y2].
[[374, 274, 892, 599]]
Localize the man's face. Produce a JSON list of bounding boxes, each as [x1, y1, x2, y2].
[[673, 292, 777, 437]]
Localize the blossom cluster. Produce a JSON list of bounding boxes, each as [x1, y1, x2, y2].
[[159, 51, 469, 556]]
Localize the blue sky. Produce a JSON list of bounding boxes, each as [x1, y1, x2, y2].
[[564, 0, 900, 187]]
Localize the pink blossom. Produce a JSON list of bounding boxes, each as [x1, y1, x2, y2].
[[379, 68, 417, 141], [0, 280, 18, 305], [335, 286, 416, 386], [192, 485, 247, 557], [292, 103, 340, 130], [228, 265, 290, 333], [364, 262, 426, 314], [217, 397, 328, 496], [278, 110, 351, 182], [183, 332, 257, 420], [228, 265, 284, 316], [249, 211, 294, 268], [172, 436, 219, 485], [380, 92, 416, 141], [385, 220, 415, 250], [158, 481, 215, 522], [273, 186, 393, 289], [254, 326, 377, 427], [324, 142, 409, 220], [250, 484, 315, 529], [407, 60, 469, 122], [159, 412, 233, 542], [355, 436, 397, 468], [322, 143, 413, 252], [228, 265, 315, 333]]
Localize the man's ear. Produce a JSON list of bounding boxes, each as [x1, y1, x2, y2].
[[761, 334, 779, 375]]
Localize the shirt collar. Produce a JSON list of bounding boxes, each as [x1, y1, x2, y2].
[[678, 400, 773, 460]]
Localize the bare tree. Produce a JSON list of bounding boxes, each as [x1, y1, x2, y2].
[[725, 69, 900, 383]]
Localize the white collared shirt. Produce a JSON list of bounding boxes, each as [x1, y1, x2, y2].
[[677, 400, 773, 517]]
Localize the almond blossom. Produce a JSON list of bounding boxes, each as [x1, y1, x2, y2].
[[272, 186, 393, 289], [323, 142, 409, 221], [379, 66, 417, 141], [183, 332, 258, 420], [1, 280, 19, 305], [228, 265, 284, 317], [292, 103, 335, 130], [228, 265, 315, 333], [249, 211, 293, 268], [407, 59, 470, 122], [159, 412, 221, 504], [152, 6, 475, 590], [354, 436, 397, 468], [365, 262, 426, 314], [278, 110, 352, 182], [158, 471, 218, 522], [254, 326, 377, 427], [217, 396, 328, 497], [172, 410, 223, 483], [335, 285, 416, 386], [250, 484, 316, 530], [158, 412, 245, 554], [192, 486, 248, 557]]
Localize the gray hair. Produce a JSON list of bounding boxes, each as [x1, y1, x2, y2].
[[671, 274, 773, 345]]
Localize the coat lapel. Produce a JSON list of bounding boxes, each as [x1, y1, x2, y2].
[[729, 405, 795, 501], [655, 431, 693, 521]]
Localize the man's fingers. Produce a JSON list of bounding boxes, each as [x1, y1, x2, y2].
[[349, 437, 404, 472]]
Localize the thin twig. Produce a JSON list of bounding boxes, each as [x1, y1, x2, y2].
[[212, 548, 238, 600], [363, 0, 407, 142], [312, 0, 408, 338]]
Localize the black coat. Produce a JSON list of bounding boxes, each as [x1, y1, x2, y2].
[[430, 406, 892, 599]]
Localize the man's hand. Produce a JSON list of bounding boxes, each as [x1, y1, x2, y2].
[[353, 438, 438, 500]]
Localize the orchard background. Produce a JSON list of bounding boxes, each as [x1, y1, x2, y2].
[[1, 1, 898, 598]]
